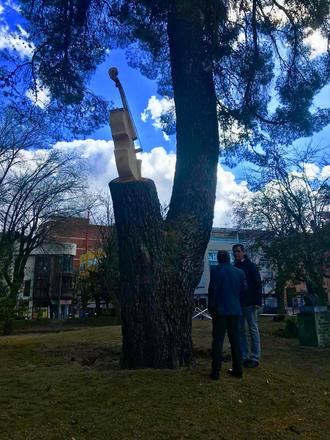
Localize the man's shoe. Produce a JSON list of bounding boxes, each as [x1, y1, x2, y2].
[[209, 372, 219, 380], [243, 359, 250, 368], [246, 360, 259, 368], [227, 368, 243, 378]]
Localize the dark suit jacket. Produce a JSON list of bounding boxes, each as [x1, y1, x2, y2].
[[234, 257, 262, 306], [208, 263, 247, 316]]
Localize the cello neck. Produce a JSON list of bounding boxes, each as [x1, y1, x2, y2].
[[109, 67, 138, 141], [115, 77, 130, 114]]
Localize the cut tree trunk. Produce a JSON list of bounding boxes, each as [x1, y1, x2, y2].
[[110, 178, 193, 368]]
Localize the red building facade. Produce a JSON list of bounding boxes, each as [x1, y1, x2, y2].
[[46, 217, 108, 271]]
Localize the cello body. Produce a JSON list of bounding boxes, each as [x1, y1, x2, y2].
[[108, 68, 142, 181]]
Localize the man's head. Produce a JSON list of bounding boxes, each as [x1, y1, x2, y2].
[[232, 244, 245, 262], [217, 250, 230, 264]]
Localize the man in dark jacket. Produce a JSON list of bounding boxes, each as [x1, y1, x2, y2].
[[208, 250, 247, 380], [233, 244, 262, 368]]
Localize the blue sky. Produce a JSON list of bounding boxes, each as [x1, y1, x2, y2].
[[89, 50, 177, 151], [1, 1, 329, 226]]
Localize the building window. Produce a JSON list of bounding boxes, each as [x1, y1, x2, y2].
[[62, 276, 73, 292], [208, 250, 234, 267], [59, 255, 73, 273], [23, 280, 31, 297], [36, 255, 49, 273], [208, 251, 218, 267]]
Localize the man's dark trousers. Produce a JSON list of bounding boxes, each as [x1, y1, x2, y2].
[[212, 315, 242, 376]]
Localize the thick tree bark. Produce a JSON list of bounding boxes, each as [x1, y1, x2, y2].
[[167, 3, 219, 226], [110, 178, 193, 368], [110, 2, 220, 368], [166, 0, 219, 303]]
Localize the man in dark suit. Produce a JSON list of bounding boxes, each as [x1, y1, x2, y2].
[[233, 244, 262, 368], [208, 250, 247, 380]]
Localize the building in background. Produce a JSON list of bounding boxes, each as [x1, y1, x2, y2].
[[21, 242, 76, 319], [45, 217, 108, 271], [18, 216, 112, 319], [79, 249, 104, 275], [18, 218, 329, 319], [78, 249, 112, 316]]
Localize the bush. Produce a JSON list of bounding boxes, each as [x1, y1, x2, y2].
[[278, 317, 298, 338]]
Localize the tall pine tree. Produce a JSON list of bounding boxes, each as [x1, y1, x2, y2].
[[7, 0, 330, 367]]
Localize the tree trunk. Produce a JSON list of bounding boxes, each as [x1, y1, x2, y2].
[[109, 3, 220, 369], [110, 178, 193, 368], [2, 297, 16, 335], [3, 319, 13, 336], [49, 300, 55, 319], [95, 294, 101, 316], [276, 279, 286, 316]]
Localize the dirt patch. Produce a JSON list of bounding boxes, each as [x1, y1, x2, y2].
[[40, 343, 122, 369]]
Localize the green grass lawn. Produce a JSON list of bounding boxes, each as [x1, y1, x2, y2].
[[0, 318, 329, 440]]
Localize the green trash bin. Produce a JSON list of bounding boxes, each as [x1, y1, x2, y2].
[[298, 307, 330, 348]]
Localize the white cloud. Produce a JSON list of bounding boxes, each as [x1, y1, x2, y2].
[[304, 29, 328, 58], [50, 140, 330, 229], [320, 165, 330, 180], [0, 5, 5, 15], [141, 95, 174, 129], [54, 140, 175, 204], [0, 24, 34, 57], [302, 162, 320, 179], [8, 148, 51, 177], [20, 139, 330, 229], [141, 95, 174, 142], [52, 139, 250, 227], [141, 147, 176, 203], [292, 163, 330, 181], [26, 80, 51, 109], [54, 139, 118, 188], [215, 166, 250, 227]]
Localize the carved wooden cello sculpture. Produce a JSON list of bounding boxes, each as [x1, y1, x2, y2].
[[108, 67, 142, 181]]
